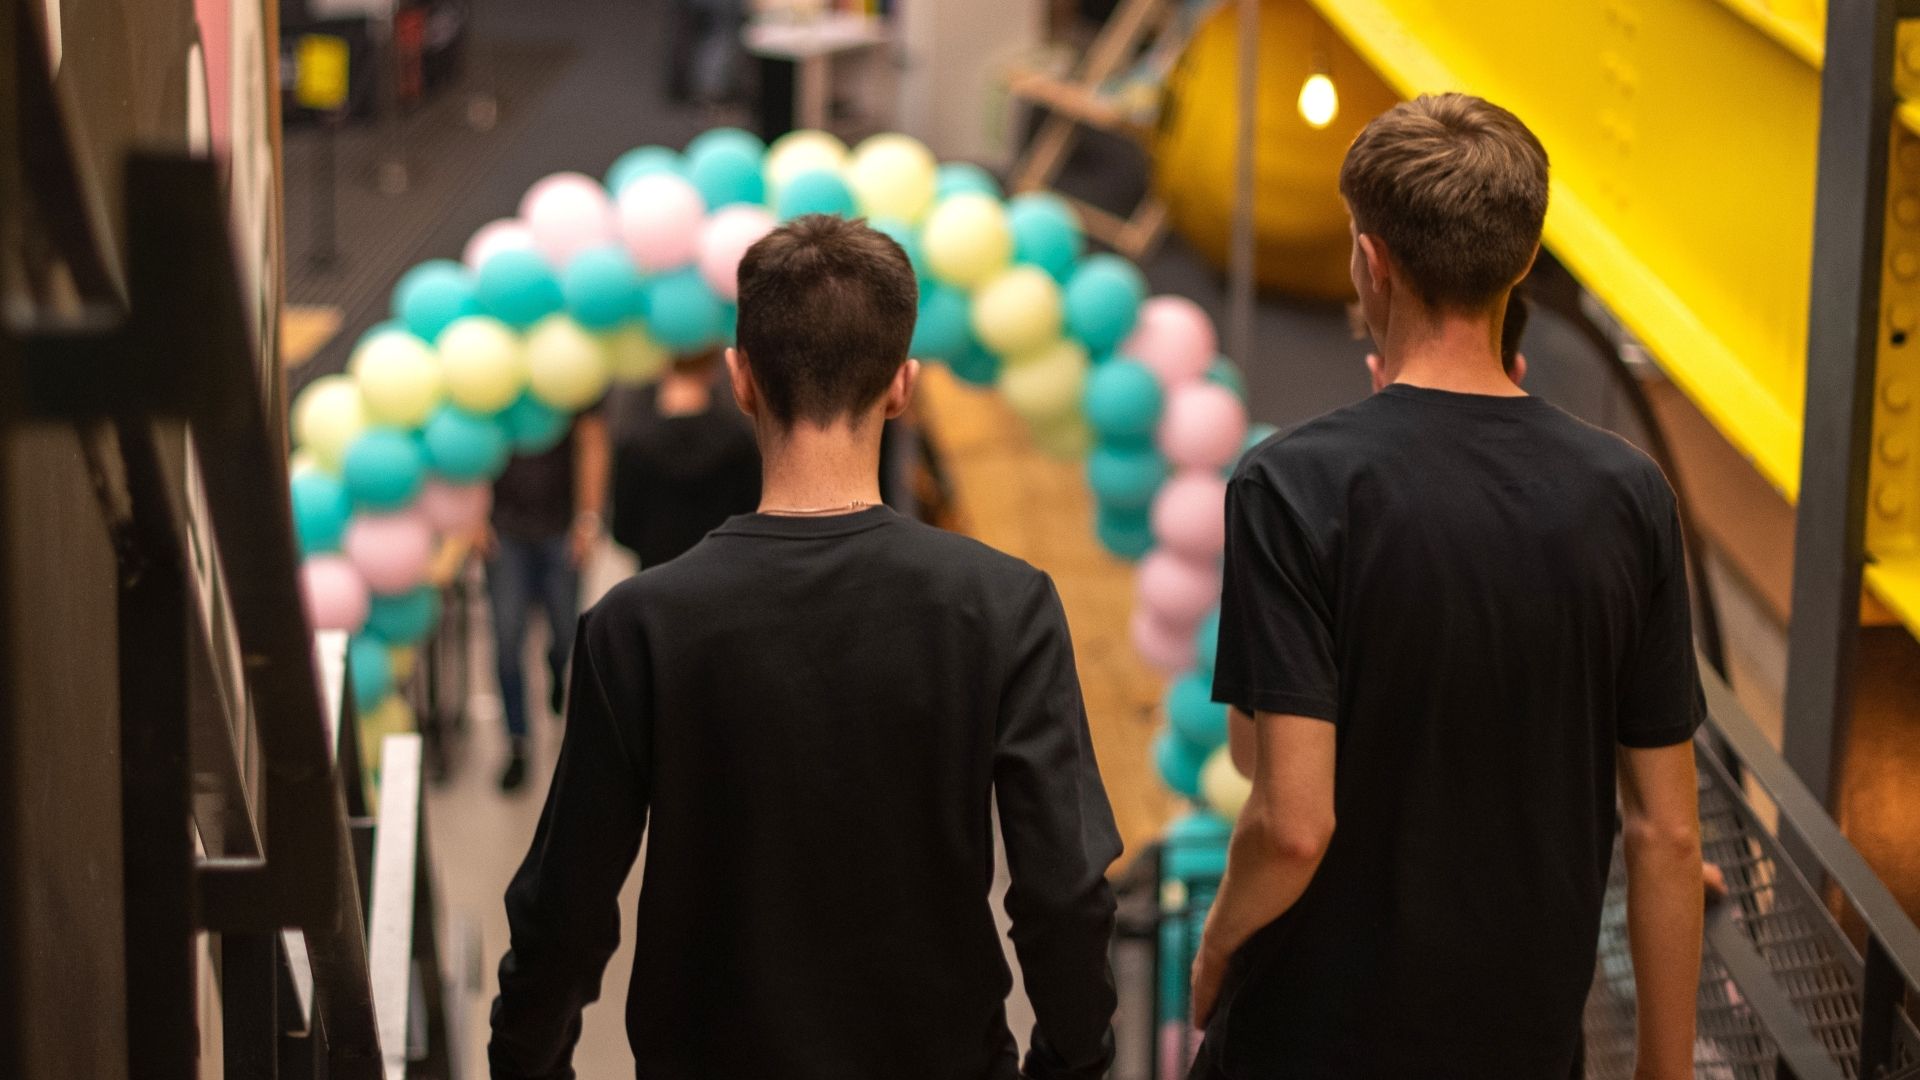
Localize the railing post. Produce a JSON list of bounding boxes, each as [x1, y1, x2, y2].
[[1780, 0, 1897, 848], [1858, 936, 1902, 1078]]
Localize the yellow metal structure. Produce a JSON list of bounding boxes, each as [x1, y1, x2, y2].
[[1302, 0, 1920, 635]]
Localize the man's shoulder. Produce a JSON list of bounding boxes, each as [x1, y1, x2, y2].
[[884, 515, 1053, 592], [1230, 396, 1383, 493]]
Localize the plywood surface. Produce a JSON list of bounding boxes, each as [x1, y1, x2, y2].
[[916, 364, 1175, 862]]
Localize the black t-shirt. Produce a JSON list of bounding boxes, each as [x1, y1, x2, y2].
[[609, 382, 762, 568], [493, 414, 599, 542], [1209, 384, 1704, 1078], [489, 507, 1124, 1080]]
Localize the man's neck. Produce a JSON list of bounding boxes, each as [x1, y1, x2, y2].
[[756, 416, 886, 514], [1380, 305, 1525, 397]]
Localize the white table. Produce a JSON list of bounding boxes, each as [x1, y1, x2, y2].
[[743, 12, 888, 132]]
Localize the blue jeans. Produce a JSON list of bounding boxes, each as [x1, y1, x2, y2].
[[485, 533, 578, 738]]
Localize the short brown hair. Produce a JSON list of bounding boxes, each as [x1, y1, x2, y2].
[[1339, 93, 1549, 310], [735, 214, 919, 426]]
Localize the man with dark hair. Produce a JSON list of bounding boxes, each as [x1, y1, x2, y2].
[[490, 214, 1123, 1080], [1189, 94, 1704, 1078]]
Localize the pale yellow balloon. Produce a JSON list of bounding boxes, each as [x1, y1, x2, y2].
[[349, 330, 445, 427], [292, 374, 368, 472], [1032, 413, 1092, 460], [998, 338, 1090, 426], [436, 315, 527, 414], [603, 324, 670, 384], [526, 315, 611, 410], [847, 133, 938, 221], [288, 448, 325, 478], [1201, 745, 1252, 818], [359, 692, 415, 786], [387, 644, 417, 683], [970, 265, 1064, 357], [921, 193, 1013, 288], [764, 129, 850, 191]]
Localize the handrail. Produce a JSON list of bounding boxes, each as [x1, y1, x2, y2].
[[369, 734, 424, 1080]]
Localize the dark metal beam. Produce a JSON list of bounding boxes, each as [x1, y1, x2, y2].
[[1781, 0, 1897, 816]]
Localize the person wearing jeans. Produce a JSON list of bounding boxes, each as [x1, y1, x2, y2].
[[485, 412, 609, 792]]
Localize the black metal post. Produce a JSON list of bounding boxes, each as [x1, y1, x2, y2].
[[222, 933, 282, 1078], [1780, 0, 1897, 826]]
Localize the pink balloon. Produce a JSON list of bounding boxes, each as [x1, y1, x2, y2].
[[1159, 382, 1250, 471], [463, 218, 537, 271], [417, 479, 493, 535], [302, 555, 371, 633], [1151, 470, 1229, 560], [617, 173, 708, 272], [1136, 548, 1221, 629], [521, 172, 617, 268], [697, 205, 778, 301], [342, 509, 436, 595], [1123, 296, 1218, 386], [1130, 607, 1198, 675]]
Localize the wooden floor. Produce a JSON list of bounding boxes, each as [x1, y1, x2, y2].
[[916, 364, 1177, 860]]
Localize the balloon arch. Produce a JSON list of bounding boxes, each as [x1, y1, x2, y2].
[[290, 127, 1259, 815]]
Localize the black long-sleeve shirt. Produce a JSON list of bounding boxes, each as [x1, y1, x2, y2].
[[489, 506, 1123, 1080]]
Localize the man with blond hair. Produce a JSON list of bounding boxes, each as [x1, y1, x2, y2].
[[1189, 94, 1704, 1078]]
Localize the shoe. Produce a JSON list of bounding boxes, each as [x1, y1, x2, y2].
[[498, 741, 529, 793]]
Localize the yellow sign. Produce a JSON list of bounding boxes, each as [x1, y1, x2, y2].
[[295, 34, 349, 112]]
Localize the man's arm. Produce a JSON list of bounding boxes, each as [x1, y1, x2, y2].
[[489, 609, 648, 1080], [570, 414, 610, 565], [1191, 711, 1336, 1024], [1618, 741, 1701, 1080], [995, 573, 1124, 1080]]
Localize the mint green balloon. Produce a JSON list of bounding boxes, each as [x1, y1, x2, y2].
[[1096, 505, 1154, 561], [1167, 672, 1228, 748], [421, 405, 510, 482], [500, 392, 569, 454], [1083, 357, 1164, 442], [910, 283, 973, 361], [349, 633, 395, 715], [687, 127, 766, 161], [476, 249, 565, 329], [1086, 442, 1167, 512], [1008, 193, 1084, 283], [341, 427, 427, 510], [1155, 728, 1210, 801], [394, 260, 480, 341], [1064, 253, 1147, 354], [606, 146, 683, 194], [563, 245, 646, 331], [777, 169, 856, 220], [290, 469, 353, 555], [935, 162, 1001, 201], [687, 143, 767, 209], [870, 218, 929, 282], [947, 344, 1002, 387], [366, 587, 441, 644]]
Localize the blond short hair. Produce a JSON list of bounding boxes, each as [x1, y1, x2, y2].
[[1339, 93, 1549, 311]]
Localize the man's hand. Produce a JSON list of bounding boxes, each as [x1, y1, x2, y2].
[[569, 512, 600, 567], [1619, 742, 1702, 1080], [1190, 941, 1230, 1027]]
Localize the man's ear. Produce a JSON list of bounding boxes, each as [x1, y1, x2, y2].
[[1365, 352, 1387, 393], [1509, 351, 1528, 386], [1358, 233, 1391, 301], [883, 359, 920, 420], [725, 347, 758, 418]]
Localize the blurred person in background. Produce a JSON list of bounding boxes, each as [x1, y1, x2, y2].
[[484, 412, 610, 793], [608, 347, 761, 569]]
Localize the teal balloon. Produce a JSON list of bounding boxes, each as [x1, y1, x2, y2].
[[366, 587, 441, 645], [290, 469, 353, 555], [720, 303, 738, 347], [948, 343, 1002, 387], [687, 126, 766, 162], [1064, 254, 1147, 353], [1241, 422, 1279, 462], [870, 218, 929, 282], [1086, 442, 1167, 512], [606, 145, 683, 193], [500, 392, 569, 453], [646, 268, 725, 351], [1083, 358, 1164, 442], [777, 169, 856, 220], [1095, 505, 1154, 561], [910, 283, 974, 361], [1008, 193, 1084, 282], [562, 245, 646, 331], [687, 143, 767, 209], [1195, 609, 1222, 674], [341, 427, 426, 510], [348, 634, 394, 715], [935, 162, 1002, 201], [1207, 355, 1248, 401], [421, 405, 510, 482], [475, 248, 564, 329], [394, 259, 480, 341], [1155, 728, 1211, 801], [1163, 809, 1234, 878], [1167, 672, 1228, 749]]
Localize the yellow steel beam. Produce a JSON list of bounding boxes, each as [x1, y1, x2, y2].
[[1303, 0, 1920, 638]]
